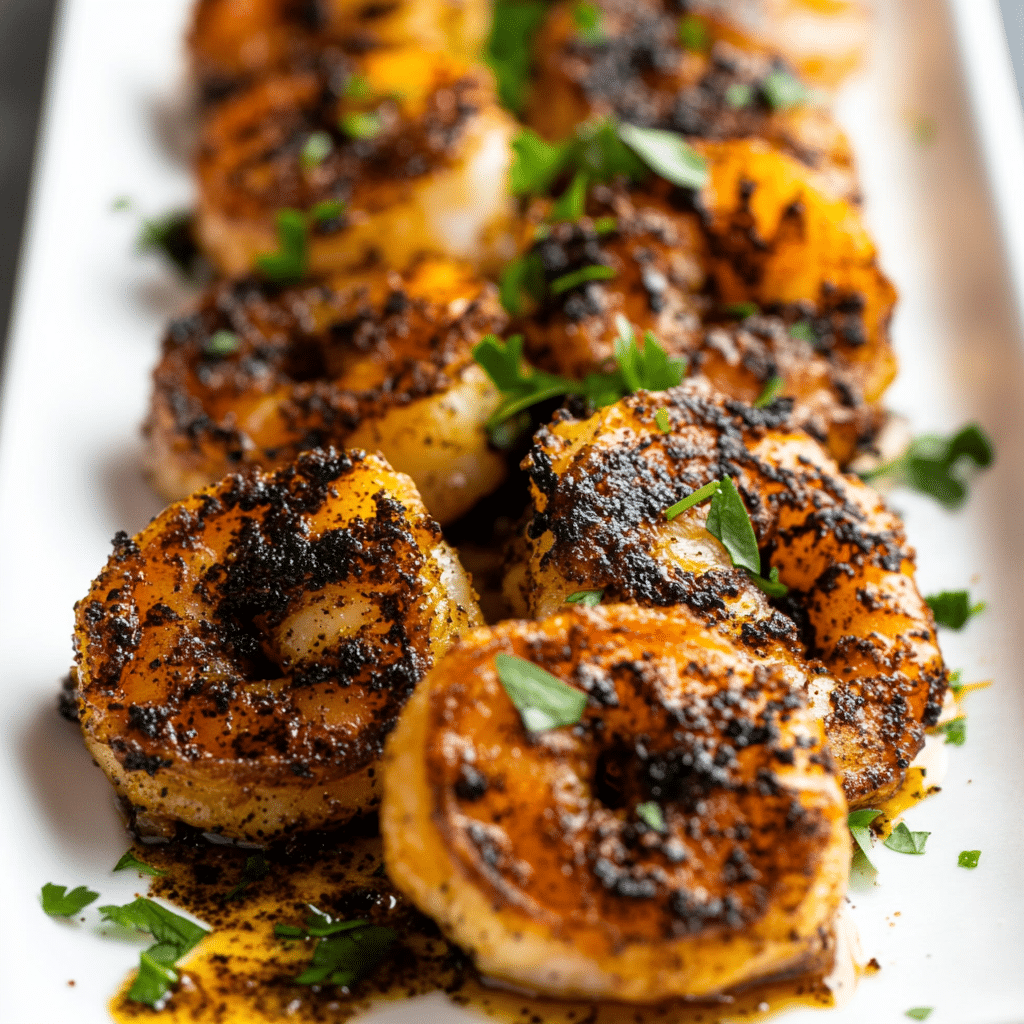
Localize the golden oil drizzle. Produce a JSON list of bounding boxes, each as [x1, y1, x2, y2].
[[109, 825, 846, 1024]]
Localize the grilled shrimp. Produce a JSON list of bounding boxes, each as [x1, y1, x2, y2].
[[189, 0, 490, 97], [195, 46, 516, 277], [515, 149, 896, 464], [382, 603, 850, 1001], [73, 448, 481, 843], [527, 0, 857, 201], [504, 382, 947, 806], [144, 258, 508, 526]]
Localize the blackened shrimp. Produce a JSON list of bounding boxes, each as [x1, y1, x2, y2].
[[144, 258, 509, 526], [526, 0, 858, 201], [504, 382, 947, 806], [189, 0, 490, 98], [73, 449, 481, 843], [382, 603, 849, 1002], [195, 46, 516, 277], [514, 153, 896, 464]]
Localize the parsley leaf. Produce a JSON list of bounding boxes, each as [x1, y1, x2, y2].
[[926, 590, 986, 630], [510, 129, 571, 196], [139, 210, 201, 279], [295, 925, 396, 987], [678, 15, 709, 52], [275, 905, 370, 940], [340, 111, 382, 139], [940, 717, 967, 747], [665, 480, 722, 521], [655, 407, 672, 433], [636, 801, 666, 832], [99, 898, 208, 957], [499, 252, 547, 315], [948, 668, 964, 695], [751, 565, 788, 598], [550, 263, 615, 294], [725, 301, 759, 319], [761, 69, 817, 110], [310, 198, 345, 225], [549, 170, 589, 221], [848, 808, 883, 869], [725, 82, 754, 109], [128, 948, 179, 1008], [204, 330, 240, 358], [485, 1, 547, 112], [613, 316, 686, 393], [344, 74, 372, 100], [754, 375, 784, 408], [225, 853, 269, 901], [705, 476, 760, 574], [572, 1, 603, 43], [958, 850, 981, 869], [884, 822, 930, 855], [494, 653, 588, 733], [41, 883, 99, 917], [566, 589, 603, 606], [789, 320, 817, 345], [617, 122, 709, 189], [301, 130, 333, 169], [113, 851, 166, 877], [906, 1010, 934, 1022], [860, 423, 994, 509], [256, 209, 308, 285]]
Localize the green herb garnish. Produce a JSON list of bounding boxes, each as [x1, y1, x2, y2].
[[204, 330, 241, 358], [655, 407, 672, 433], [664, 480, 723, 521], [940, 717, 967, 747], [41, 883, 99, 917], [256, 208, 308, 284], [613, 316, 686, 393], [847, 808, 883, 870], [139, 210, 200, 278], [549, 263, 615, 294], [593, 215, 618, 234], [860, 423, 994, 510], [789, 320, 817, 345], [725, 301, 759, 319], [549, 170, 589, 222], [958, 850, 981, 869], [678, 15, 709, 52], [112, 195, 133, 212], [295, 926, 396, 987], [754, 375, 784, 409], [301, 130, 333, 169], [310, 199, 345, 225], [340, 111, 383, 139], [926, 590, 986, 630], [761, 69, 816, 110], [617, 122, 709, 189], [344, 74, 372, 100], [725, 83, 754, 109], [113, 851, 166, 877], [494, 653, 588, 733], [948, 669, 964, 695], [906, 1010, 934, 1022], [566, 590, 603, 606], [884, 822, 930, 855], [484, 0, 547, 112], [751, 565, 788, 598], [510, 128, 570, 196], [225, 853, 269, 902], [572, 1, 603, 43], [636, 801, 666, 832]]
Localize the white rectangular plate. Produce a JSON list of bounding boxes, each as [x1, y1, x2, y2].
[[1, 1, 1023, 1022]]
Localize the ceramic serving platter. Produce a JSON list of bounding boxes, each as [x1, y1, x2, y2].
[[1, 1, 1022, 1021]]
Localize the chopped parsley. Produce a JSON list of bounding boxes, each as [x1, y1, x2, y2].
[[275, 907, 395, 987], [860, 423, 994, 510], [926, 590, 986, 630], [636, 801, 666, 832], [549, 263, 615, 294], [111, 195, 133, 212], [789, 320, 817, 345], [99, 897, 209, 1007], [958, 850, 981, 869], [256, 208, 308, 285], [225, 853, 269, 901], [593, 215, 618, 234], [572, 1, 603, 44], [678, 15, 709, 52], [906, 1011, 934, 1022], [549, 170, 590, 221], [494, 653, 588, 733], [948, 668, 964, 696], [139, 210, 201, 279], [41, 883, 99, 917], [750, 565, 788, 598], [484, 0, 547, 112], [113, 851, 166, 877], [344, 74, 372, 100], [472, 321, 683, 428], [617, 122, 709, 188], [301, 130, 333, 169], [754, 375, 784, 408], [725, 301, 760, 319], [725, 82, 754, 109], [203, 330, 240, 358], [940, 717, 967, 747], [510, 128, 569, 196], [310, 198, 345, 225], [664, 480, 722, 521], [761, 69, 817, 110], [566, 589, 603, 606], [339, 111, 382, 139], [847, 808, 883, 870], [884, 822, 930, 855], [655, 407, 672, 433]]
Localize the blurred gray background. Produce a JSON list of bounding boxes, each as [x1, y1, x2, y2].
[[0, 0, 1023, 363]]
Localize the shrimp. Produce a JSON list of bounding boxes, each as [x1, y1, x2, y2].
[[73, 448, 482, 843], [526, 0, 858, 201], [504, 381, 947, 806], [144, 258, 509, 526], [382, 602, 850, 1002], [514, 146, 896, 464], [189, 0, 491, 97], [195, 45, 516, 278]]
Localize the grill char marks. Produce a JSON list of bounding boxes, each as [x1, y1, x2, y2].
[[508, 382, 947, 805]]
